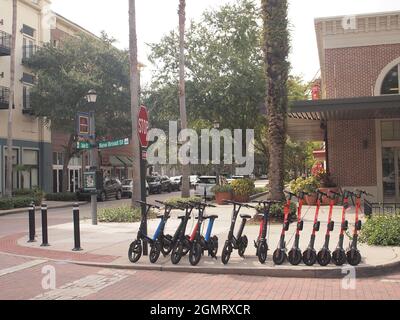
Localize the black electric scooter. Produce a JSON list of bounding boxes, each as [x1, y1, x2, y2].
[[346, 190, 370, 266], [302, 190, 327, 266], [221, 200, 254, 265], [188, 201, 218, 266], [288, 191, 308, 265], [169, 201, 196, 264], [254, 200, 280, 264], [273, 192, 296, 265], [317, 191, 340, 266], [332, 190, 351, 266], [128, 200, 175, 263]]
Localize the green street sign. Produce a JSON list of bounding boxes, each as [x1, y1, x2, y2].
[[98, 138, 130, 149], [77, 141, 92, 150]]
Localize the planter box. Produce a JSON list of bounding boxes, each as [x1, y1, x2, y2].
[[304, 193, 317, 205], [215, 192, 233, 205], [233, 194, 250, 203], [318, 187, 340, 205]]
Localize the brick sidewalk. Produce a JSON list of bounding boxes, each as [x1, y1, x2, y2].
[[0, 233, 118, 263]]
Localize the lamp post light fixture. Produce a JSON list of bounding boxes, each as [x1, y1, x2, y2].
[[86, 89, 98, 225]]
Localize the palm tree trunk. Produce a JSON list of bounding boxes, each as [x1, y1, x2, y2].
[[5, 0, 17, 197], [261, 0, 290, 201], [129, 0, 141, 208], [178, 0, 190, 198]]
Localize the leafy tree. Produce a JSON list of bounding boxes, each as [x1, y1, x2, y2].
[[261, 0, 290, 200], [26, 34, 131, 192]]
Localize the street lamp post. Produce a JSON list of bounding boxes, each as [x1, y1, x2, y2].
[[86, 89, 98, 225], [213, 120, 221, 185]]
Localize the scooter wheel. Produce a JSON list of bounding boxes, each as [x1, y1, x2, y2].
[[288, 249, 302, 265], [209, 235, 219, 258], [221, 241, 233, 265], [302, 249, 317, 266], [161, 235, 173, 256], [238, 235, 248, 257], [258, 241, 268, 264], [317, 249, 332, 266], [189, 242, 203, 266], [128, 240, 142, 263], [171, 242, 183, 265], [149, 241, 161, 264], [346, 249, 362, 266], [273, 248, 286, 265], [332, 249, 346, 266]]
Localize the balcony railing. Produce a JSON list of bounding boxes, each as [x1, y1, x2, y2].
[[0, 86, 10, 109], [364, 200, 400, 216], [0, 31, 11, 56], [22, 44, 41, 63]]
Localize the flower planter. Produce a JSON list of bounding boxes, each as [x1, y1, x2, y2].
[[318, 187, 340, 205], [215, 192, 233, 205], [233, 194, 250, 203], [304, 193, 317, 205]]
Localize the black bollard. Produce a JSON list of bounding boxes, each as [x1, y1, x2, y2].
[[40, 204, 50, 247], [28, 202, 36, 243], [72, 203, 83, 251]]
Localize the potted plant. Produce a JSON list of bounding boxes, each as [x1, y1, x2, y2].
[[316, 170, 340, 205], [211, 184, 233, 205], [289, 176, 321, 205], [231, 179, 255, 203]]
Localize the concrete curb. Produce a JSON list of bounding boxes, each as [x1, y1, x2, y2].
[[71, 258, 400, 279], [249, 192, 269, 201], [0, 202, 88, 217]]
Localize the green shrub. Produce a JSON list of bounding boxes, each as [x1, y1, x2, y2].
[[98, 206, 158, 223], [289, 176, 321, 194], [231, 179, 255, 197], [255, 202, 297, 222], [359, 213, 400, 246], [211, 184, 233, 193], [46, 192, 77, 202], [164, 196, 202, 207], [252, 187, 268, 195], [0, 196, 41, 210], [13, 188, 44, 200]]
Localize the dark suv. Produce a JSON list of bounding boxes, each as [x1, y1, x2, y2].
[[146, 176, 162, 194], [77, 178, 123, 202], [160, 176, 173, 193]]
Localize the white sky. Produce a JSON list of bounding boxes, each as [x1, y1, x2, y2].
[[51, 0, 400, 84]]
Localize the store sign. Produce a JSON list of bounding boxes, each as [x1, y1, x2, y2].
[[98, 137, 130, 150], [83, 171, 97, 191]]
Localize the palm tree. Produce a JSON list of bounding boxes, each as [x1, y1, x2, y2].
[[5, 0, 17, 197], [178, 0, 190, 198], [261, 0, 290, 201], [129, 0, 141, 208]]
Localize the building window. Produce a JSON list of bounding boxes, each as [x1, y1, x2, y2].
[[23, 86, 31, 110], [381, 64, 400, 95], [382, 120, 400, 141], [21, 25, 35, 38], [21, 149, 39, 189]]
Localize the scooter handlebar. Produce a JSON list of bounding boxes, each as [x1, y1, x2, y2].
[[135, 200, 160, 210]]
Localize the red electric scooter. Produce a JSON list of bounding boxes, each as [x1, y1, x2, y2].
[[288, 191, 308, 265], [317, 191, 340, 266], [302, 190, 327, 266], [332, 190, 351, 266], [346, 190, 370, 266], [272, 191, 296, 265]]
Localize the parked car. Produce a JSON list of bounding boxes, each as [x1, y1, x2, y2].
[[170, 176, 182, 191], [77, 178, 122, 202], [146, 176, 162, 194], [194, 176, 218, 199], [190, 175, 199, 188], [160, 176, 173, 193], [121, 179, 150, 198]]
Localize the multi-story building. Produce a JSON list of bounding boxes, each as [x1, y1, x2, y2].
[[289, 11, 400, 202], [0, 0, 52, 194]]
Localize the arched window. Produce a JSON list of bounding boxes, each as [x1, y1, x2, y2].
[[381, 64, 399, 95]]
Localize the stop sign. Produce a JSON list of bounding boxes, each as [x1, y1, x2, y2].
[[137, 106, 149, 148]]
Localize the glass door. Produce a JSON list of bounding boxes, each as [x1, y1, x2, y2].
[[382, 148, 400, 202]]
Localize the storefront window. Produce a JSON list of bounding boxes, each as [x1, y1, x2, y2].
[[381, 65, 399, 95], [22, 149, 39, 189], [382, 120, 400, 141]]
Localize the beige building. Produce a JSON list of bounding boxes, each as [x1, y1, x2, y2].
[[0, 0, 52, 194]]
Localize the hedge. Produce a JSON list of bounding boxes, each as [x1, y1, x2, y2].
[[0, 196, 41, 210], [359, 213, 400, 246], [45, 192, 78, 202], [98, 206, 157, 223]]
